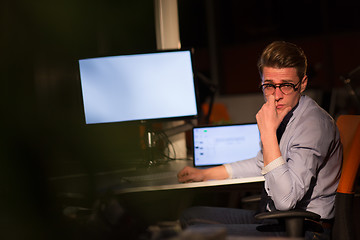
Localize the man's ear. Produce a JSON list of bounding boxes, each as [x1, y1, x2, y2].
[[300, 75, 308, 93]]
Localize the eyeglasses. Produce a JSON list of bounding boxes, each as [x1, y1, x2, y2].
[[260, 81, 301, 95]]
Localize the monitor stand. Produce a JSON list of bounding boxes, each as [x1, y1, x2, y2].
[[138, 121, 164, 168], [138, 119, 195, 168]]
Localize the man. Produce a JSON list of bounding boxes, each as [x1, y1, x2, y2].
[[177, 41, 342, 239]]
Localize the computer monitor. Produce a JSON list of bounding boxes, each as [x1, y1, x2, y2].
[[78, 50, 198, 125]]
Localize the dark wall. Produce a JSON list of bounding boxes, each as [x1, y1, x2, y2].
[[178, 0, 360, 97]]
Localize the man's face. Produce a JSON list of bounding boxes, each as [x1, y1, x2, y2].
[[262, 67, 307, 113]]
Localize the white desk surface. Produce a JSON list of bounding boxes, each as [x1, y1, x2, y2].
[[112, 175, 265, 194], [97, 159, 264, 194]]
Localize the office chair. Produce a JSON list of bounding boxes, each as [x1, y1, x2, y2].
[[255, 115, 360, 239]]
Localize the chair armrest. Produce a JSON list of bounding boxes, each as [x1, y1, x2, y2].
[[255, 210, 320, 237], [255, 209, 320, 220]]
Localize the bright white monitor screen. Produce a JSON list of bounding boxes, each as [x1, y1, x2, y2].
[[79, 50, 198, 124]]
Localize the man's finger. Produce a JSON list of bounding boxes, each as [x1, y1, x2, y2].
[[267, 94, 276, 107]]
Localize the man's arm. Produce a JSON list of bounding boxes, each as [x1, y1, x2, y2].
[[256, 95, 291, 166], [177, 165, 229, 183]]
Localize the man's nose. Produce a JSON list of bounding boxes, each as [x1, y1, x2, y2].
[[274, 87, 283, 100]]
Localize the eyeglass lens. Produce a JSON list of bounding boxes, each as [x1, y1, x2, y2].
[[262, 84, 295, 95]]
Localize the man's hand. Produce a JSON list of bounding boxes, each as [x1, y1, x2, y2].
[[177, 165, 229, 183], [256, 95, 291, 166], [177, 166, 205, 183], [256, 95, 291, 138]]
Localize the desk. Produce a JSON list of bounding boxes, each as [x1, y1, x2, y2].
[[114, 176, 265, 194], [93, 160, 264, 195], [50, 159, 264, 210], [50, 159, 266, 239], [91, 160, 264, 225]]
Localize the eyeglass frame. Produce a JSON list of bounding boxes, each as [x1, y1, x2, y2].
[[259, 80, 302, 95]]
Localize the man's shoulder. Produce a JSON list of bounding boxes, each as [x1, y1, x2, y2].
[[299, 95, 332, 118], [299, 95, 321, 110], [296, 95, 335, 128]]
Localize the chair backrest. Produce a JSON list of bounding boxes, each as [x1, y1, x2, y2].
[[333, 115, 360, 240], [336, 115, 360, 194]]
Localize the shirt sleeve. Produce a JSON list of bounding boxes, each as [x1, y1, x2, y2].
[[261, 156, 285, 175], [264, 114, 338, 211], [224, 150, 263, 179]]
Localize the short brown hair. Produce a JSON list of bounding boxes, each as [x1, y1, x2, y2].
[[258, 41, 307, 80]]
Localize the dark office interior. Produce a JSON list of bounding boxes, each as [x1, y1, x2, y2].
[[2, 0, 360, 239]]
